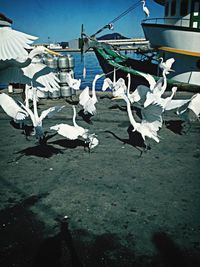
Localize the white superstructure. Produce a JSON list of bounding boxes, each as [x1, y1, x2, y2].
[[142, 0, 200, 85]]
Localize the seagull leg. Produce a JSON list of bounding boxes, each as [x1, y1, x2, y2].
[[144, 141, 151, 152]]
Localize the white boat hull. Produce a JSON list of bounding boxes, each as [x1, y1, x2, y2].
[[142, 23, 200, 86], [142, 23, 200, 53]]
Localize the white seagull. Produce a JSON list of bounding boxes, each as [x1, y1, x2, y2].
[[113, 91, 161, 149], [50, 105, 99, 150], [102, 67, 127, 98], [66, 71, 81, 90], [159, 57, 175, 74], [79, 74, 103, 115], [20, 88, 65, 143], [141, 0, 150, 18]]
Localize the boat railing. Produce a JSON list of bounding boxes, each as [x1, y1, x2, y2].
[[142, 17, 190, 27]]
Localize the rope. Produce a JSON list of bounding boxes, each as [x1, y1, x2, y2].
[[91, 0, 142, 37]]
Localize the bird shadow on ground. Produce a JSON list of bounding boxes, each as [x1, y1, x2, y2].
[[12, 143, 64, 162], [78, 109, 93, 124], [105, 124, 149, 157], [10, 120, 34, 137], [164, 120, 185, 135], [49, 138, 90, 152]]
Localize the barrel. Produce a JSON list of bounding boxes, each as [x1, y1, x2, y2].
[[44, 56, 58, 69], [60, 85, 72, 97], [49, 89, 61, 99], [67, 54, 75, 69], [58, 56, 68, 70], [58, 54, 75, 70], [58, 71, 68, 84]]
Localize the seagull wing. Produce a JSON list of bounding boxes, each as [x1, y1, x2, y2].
[[165, 58, 175, 70], [136, 71, 156, 91], [0, 93, 28, 120], [79, 86, 90, 106], [165, 99, 191, 111], [102, 78, 113, 91], [187, 93, 200, 118], [40, 105, 65, 121], [0, 27, 38, 61], [22, 63, 60, 91], [141, 103, 163, 127], [66, 73, 81, 90], [84, 98, 96, 115], [50, 124, 81, 140]]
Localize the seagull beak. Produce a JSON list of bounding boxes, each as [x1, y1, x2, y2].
[[45, 48, 63, 56]]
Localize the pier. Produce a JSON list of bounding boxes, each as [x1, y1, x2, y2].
[[33, 38, 149, 52]]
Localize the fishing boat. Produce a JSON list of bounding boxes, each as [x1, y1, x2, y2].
[[81, 0, 200, 92], [142, 0, 200, 86]]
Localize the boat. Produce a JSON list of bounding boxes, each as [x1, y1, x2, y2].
[[81, 0, 200, 92], [142, 0, 200, 86]]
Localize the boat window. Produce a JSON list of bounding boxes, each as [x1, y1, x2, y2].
[[171, 0, 176, 16], [180, 0, 188, 16], [193, 1, 200, 13], [165, 2, 169, 16], [197, 59, 200, 69]]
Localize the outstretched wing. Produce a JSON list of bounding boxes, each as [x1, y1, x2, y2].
[[188, 93, 200, 117], [50, 123, 81, 140], [79, 86, 90, 106], [22, 62, 60, 91], [40, 105, 65, 121], [102, 78, 113, 91], [136, 71, 156, 91], [141, 102, 163, 127], [0, 27, 38, 61], [0, 93, 28, 120]]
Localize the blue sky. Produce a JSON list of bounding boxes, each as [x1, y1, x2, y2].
[[1, 0, 164, 43]]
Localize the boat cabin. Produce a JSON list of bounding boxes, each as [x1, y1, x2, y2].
[[155, 0, 200, 28]]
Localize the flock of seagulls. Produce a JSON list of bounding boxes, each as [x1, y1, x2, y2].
[[0, 12, 199, 155]]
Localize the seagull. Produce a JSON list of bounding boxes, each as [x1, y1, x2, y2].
[[50, 105, 99, 151], [113, 91, 161, 152], [141, 0, 150, 18], [159, 57, 175, 74], [79, 74, 103, 115], [102, 68, 127, 98], [66, 71, 81, 90], [126, 73, 163, 129], [20, 88, 65, 144], [135, 68, 170, 108], [0, 92, 28, 122]]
